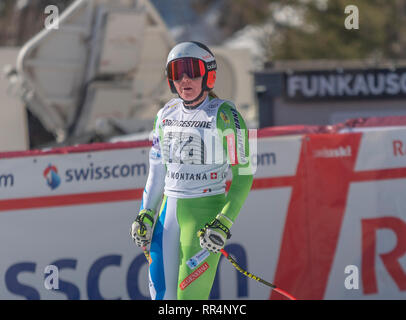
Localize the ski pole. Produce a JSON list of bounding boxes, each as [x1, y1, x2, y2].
[[220, 248, 297, 300], [142, 246, 152, 264]]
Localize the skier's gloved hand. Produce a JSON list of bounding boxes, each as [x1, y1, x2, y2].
[[197, 214, 232, 253], [130, 209, 155, 247]]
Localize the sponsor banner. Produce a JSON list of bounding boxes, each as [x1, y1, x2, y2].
[[0, 148, 149, 201], [285, 68, 406, 101]]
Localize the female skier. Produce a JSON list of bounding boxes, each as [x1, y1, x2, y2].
[[130, 41, 253, 300]]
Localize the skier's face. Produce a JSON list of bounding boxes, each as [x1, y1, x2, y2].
[[173, 74, 207, 105]]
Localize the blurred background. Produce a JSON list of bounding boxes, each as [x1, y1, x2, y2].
[[1, 0, 406, 152]]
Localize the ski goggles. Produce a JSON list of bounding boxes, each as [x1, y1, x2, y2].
[[166, 57, 206, 81]]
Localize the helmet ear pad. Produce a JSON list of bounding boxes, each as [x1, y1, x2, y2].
[[206, 70, 216, 90]]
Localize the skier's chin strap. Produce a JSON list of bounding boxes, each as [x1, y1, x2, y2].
[[180, 89, 206, 110]]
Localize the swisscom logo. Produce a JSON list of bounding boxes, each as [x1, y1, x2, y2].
[[44, 164, 61, 190], [43, 162, 147, 190]]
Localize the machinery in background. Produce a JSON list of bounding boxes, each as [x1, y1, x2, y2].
[[4, 0, 257, 150]]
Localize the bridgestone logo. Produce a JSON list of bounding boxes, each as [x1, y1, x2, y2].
[[180, 262, 209, 290], [163, 119, 211, 128]]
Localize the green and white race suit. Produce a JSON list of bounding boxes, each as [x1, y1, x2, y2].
[[139, 95, 253, 300]]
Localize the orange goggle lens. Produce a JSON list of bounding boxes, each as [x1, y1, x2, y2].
[[167, 58, 206, 81]]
